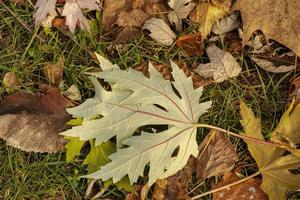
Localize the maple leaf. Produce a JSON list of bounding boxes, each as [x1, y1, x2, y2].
[[232, 0, 300, 57], [167, 0, 196, 31], [61, 55, 212, 186], [62, 0, 100, 33], [194, 45, 242, 82], [240, 101, 300, 200], [34, 0, 57, 25]]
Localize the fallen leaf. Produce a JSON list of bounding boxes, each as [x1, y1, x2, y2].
[[167, 0, 196, 30], [65, 84, 82, 101], [189, 0, 231, 39], [232, 0, 300, 57], [240, 101, 300, 200], [288, 76, 300, 105], [212, 171, 267, 200], [251, 57, 296, 73], [3, 72, 21, 93], [176, 32, 203, 56], [194, 45, 242, 82], [142, 17, 176, 46], [0, 86, 72, 152], [44, 57, 64, 86], [196, 130, 238, 180], [211, 11, 239, 35], [102, 0, 168, 43], [152, 157, 196, 200], [62, 0, 100, 33], [34, 0, 57, 25]]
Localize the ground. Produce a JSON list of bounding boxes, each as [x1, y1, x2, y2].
[[0, 2, 299, 200]]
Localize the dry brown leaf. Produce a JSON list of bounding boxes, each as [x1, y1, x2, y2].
[[212, 171, 267, 200], [102, 0, 168, 43], [152, 157, 196, 200], [232, 0, 300, 57], [176, 32, 204, 56], [197, 130, 238, 180], [189, 0, 231, 39], [0, 86, 72, 153], [3, 72, 21, 93], [288, 76, 300, 105], [44, 57, 64, 86]]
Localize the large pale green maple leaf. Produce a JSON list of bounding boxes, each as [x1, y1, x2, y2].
[[61, 55, 211, 185]]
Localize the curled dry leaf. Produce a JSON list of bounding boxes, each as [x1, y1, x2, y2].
[[232, 0, 300, 57], [189, 0, 231, 39], [167, 0, 196, 31], [0, 86, 72, 153], [65, 84, 82, 101], [197, 130, 238, 180], [194, 45, 242, 82], [3, 72, 21, 93], [212, 171, 267, 200], [152, 157, 196, 200], [142, 17, 176, 46], [176, 32, 203, 56], [240, 101, 300, 200], [288, 76, 300, 105], [44, 57, 64, 86], [250, 57, 296, 73]]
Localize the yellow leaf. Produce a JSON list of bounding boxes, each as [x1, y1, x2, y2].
[[189, 1, 230, 39], [240, 100, 300, 200]]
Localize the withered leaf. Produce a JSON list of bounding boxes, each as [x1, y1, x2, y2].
[[213, 171, 267, 200], [0, 87, 72, 153], [152, 157, 196, 200], [251, 57, 296, 73], [3, 72, 21, 93], [197, 130, 238, 180], [176, 32, 203, 56], [232, 0, 300, 57], [44, 57, 64, 86]]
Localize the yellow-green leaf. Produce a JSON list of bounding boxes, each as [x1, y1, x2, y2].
[[65, 137, 86, 163], [240, 100, 300, 200]]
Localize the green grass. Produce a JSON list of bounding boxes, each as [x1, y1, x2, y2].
[[1, 1, 300, 200]]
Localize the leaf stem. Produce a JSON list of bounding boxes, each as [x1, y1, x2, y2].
[[194, 123, 281, 148], [190, 171, 261, 199]]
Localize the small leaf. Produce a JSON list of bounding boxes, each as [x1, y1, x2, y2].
[[142, 17, 176, 46], [34, 0, 57, 25], [65, 137, 86, 163], [189, 1, 231, 39], [250, 57, 296, 73], [167, 0, 196, 30], [176, 32, 203, 56], [195, 45, 242, 82], [196, 130, 238, 180], [44, 57, 64, 86]]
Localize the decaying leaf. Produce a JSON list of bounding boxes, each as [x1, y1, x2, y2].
[[142, 17, 176, 46], [0, 86, 72, 152], [65, 84, 82, 101], [102, 0, 168, 43], [211, 11, 239, 35], [288, 76, 300, 105], [213, 171, 267, 200], [189, 0, 231, 39], [61, 55, 212, 186], [44, 57, 64, 86], [176, 32, 203, 56], [3, 72, 21, 93], [232, 0, 300, 57], [152, 157, 196, 200], [167, 0, 196, 30], [251, 57, 296, 73], [194, 45, 242, 82], [196, 130, 238, 180], [240, 101, 300, 200]]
